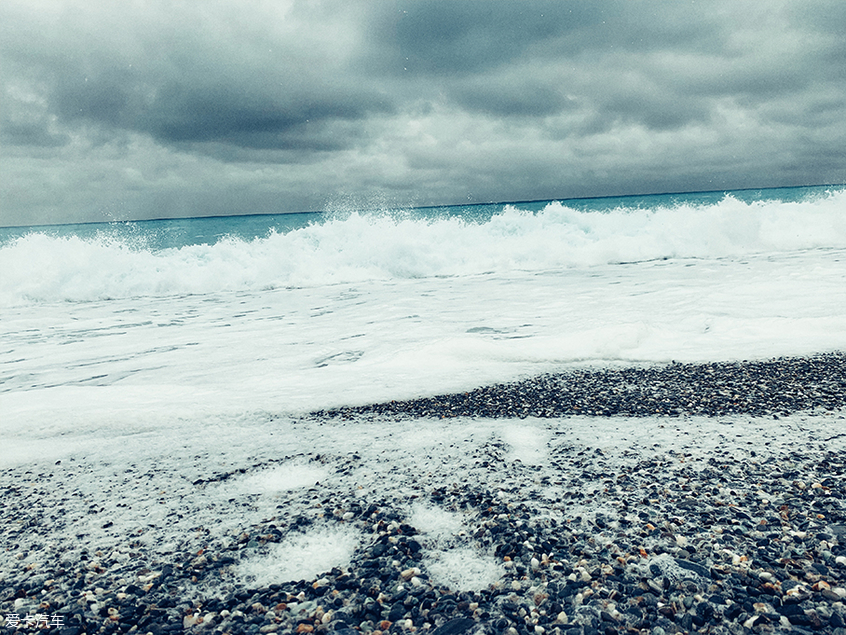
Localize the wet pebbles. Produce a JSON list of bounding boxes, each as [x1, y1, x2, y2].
[[312, 352, 846, 420], [2, 353, 846, 635]]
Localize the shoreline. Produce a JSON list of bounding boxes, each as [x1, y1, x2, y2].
[[2, 354, 846, 634]]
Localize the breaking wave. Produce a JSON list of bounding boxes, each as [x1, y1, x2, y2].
[[2, 190, 845, 305]]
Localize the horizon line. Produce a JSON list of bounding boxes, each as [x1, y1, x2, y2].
[[2, 181, 844, 231]]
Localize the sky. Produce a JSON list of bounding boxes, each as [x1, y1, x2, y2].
[[1, 0, 845, 227]]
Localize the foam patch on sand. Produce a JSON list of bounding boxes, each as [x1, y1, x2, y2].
[[502, 422, 549, 464], [229, 461, 328, 495], [423, 547, 503, 591], [407, 503, 503, 590], [408, 503, 465, 539], [236, 525, 362, 586]]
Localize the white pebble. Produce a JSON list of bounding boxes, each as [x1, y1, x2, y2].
[[742, 615, 758, 629]]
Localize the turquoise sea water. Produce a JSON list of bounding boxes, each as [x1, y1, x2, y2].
[[1, 184, 838, 250]]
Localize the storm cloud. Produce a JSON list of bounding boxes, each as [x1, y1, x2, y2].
[[1, 0, 844, 226]]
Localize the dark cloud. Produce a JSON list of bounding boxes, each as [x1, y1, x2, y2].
[[381, 1, 603, 75], [138, 82, 392, 149], [0, 121, 69, 148], [1, 0, 845, 227], [2, 1, 393, 155], [450, 78, 573, 118], [41, 56, 392, 155]]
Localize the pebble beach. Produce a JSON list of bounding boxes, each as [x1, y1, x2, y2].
[[3, 353, 846, 635]]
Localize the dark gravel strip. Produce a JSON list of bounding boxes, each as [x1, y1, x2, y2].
[[311, 352, 846, 420]]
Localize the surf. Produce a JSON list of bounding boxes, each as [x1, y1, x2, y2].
[[1, 187, 844, 306]]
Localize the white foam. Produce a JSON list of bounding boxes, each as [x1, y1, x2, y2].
[[236, 525, 362, 586], [423, 547, 503, 592], [408, 504, 466, 539], [502, 423, 550, 465], [227, 462, 328, 495], [407, 503, 505, 591], [3, 242, 846, 438]]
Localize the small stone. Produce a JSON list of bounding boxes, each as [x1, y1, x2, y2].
[[647, 579, 663, 594], [430, 617, 476, 635], [822, 588, 843, 601]]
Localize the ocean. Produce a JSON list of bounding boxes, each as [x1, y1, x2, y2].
[[2, 185, 846, 611]]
